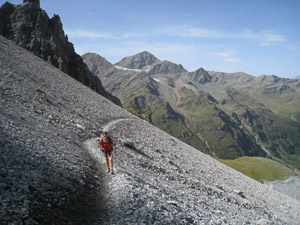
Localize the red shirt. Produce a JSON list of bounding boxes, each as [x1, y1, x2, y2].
[[101, 138, 113, 154]]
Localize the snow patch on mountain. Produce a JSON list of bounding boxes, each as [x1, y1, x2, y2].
[[115, 65, 142, 72]]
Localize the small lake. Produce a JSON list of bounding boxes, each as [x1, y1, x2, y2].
[[266, 175, 300, 202]]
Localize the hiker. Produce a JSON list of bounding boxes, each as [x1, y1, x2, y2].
[[98, 131, 116, 174]]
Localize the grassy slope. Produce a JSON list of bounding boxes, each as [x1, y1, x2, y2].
[[217, 156, 293, 183], [251, 83, 300, 122], [122, 81, 207, 152], [179, 87, 264, 159], [216, 87, 300, 170]]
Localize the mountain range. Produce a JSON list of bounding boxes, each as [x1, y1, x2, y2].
[[83, 51, 300, 175], [1, 33, 300, 225]]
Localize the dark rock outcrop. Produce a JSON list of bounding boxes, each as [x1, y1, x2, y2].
[[0, 0, 121, 106]]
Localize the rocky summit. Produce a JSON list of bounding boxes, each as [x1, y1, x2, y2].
[[1, 35, 300, 224], [0, 0, 120, 106]]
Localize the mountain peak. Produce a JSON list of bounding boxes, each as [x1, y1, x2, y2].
[[82, 52, 108, 63], [115, 51, 159, 69], [187, 67, 211, 84], [82, 53, 116, 80]]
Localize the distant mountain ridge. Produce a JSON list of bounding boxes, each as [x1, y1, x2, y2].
[[0, 0, 121, 106], [83, 51, 300, 174]]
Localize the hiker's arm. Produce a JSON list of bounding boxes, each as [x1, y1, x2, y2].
[[97, 139, 102, 147], [112, 140, 116, 146]]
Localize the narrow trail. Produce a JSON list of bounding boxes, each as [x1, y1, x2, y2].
[[83, 117, 138, 224], [101, 118, 133, 133], [83, 139, 110, 224]]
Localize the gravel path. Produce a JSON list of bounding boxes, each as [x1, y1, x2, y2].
[[1, 35, 300, 224]]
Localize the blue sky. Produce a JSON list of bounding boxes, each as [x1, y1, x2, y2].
[[4, 0, 300, 78]]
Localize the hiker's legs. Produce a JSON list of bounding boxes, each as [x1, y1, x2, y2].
[[106, 157, 110, 168], [108, 155, 113, 170], [105, 155, 110, 172]]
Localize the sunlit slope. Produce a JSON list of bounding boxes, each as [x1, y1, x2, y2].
[[217, 157, 294, 183]]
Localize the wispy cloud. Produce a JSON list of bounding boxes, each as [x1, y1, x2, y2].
[[66, 25, 287, 50], [122, 32, 154, 39], [157, 26, 222, 38], [221, 57, 240, 63], [259, 30, 286, 46], [239, 29, 287, 46], [232, 29, 287, 47], [85, 12, 94, 16], [158, 26, 287, 47], [177, 27, 221, 38], [65, 29, 115, 39], [211, 50, 240, 63]]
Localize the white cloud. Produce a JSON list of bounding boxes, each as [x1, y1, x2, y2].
[[259, 31, 286, 47], [65, 29, 115, 39], [238, 29, 260, 39], [177, 27, 221, 38], [221, 57, 240, 63], [211, 50, 240, 63], [157, 26, 223, 38], [122, 32, 152, 39], [67, 25, 287, 51], [238, 29, 286, 46], [159, 26, 287, 48]]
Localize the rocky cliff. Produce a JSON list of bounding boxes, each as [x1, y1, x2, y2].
[[1, 35, 300, 225], [0, 0, 121, 106]]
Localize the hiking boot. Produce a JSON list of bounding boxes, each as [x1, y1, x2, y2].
[[110, 169, 114, 175], [106, 168, 110, 173]]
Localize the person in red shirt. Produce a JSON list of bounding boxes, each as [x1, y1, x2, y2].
[[98, 131, 116, 174]]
